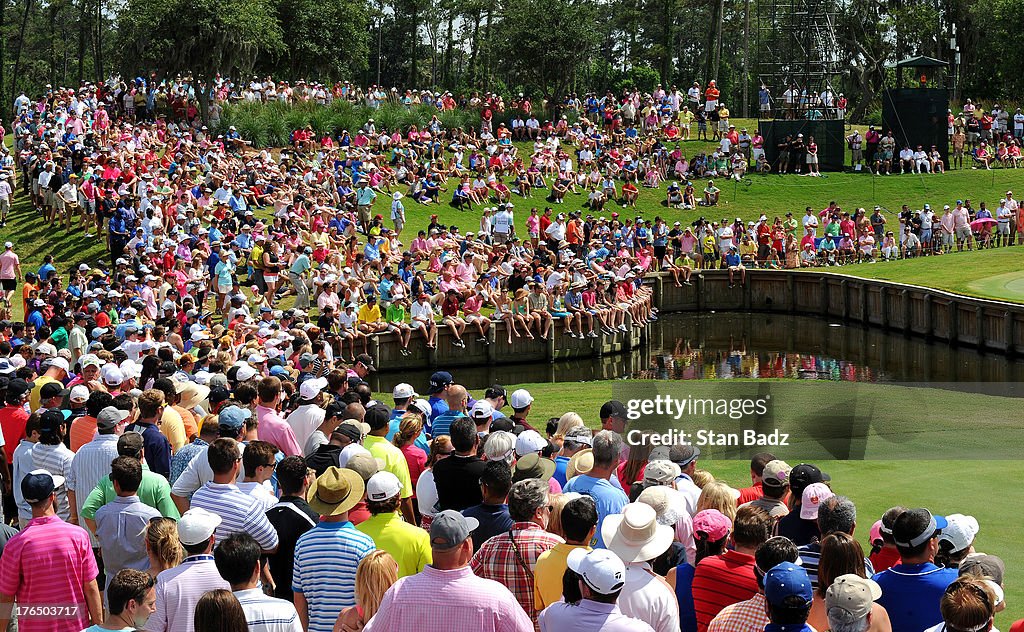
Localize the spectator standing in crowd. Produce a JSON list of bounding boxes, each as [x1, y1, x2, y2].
[[824, 574, 885, 632], [538, 548, 655, 632], [432, 416, 487, 511], [356, 471, 432, 577], [691, 505, 771, 630], [266, 456, 319, 602], [736, 452, 776, 505], [0, 469, 102, 632], [471, 478, 563, 625], [742, 459, 790, 519], [364, 510, 532, 632], [534, 495, 598, 611], [68, 405, 129, 546], [293, 466, 376, 632], [763, 562, 816, 632], [707, 536, 801, 631], [94, 456, 163, 590], [188, 438, 280, 551], [146, 508, 230, 632], [872, 508, 958, 632], [362, 404, 416, 524], [563, 430, 628, 548], [85, 569, 158, 632], [462, 459, 515, 551], [604, 502, 679, 632], [214, 533, 302, 632]]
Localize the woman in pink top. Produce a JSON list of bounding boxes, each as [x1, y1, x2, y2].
[[393, 415, 427, 486], [526, 209, 540, 248], [461, 291, 491, 343]]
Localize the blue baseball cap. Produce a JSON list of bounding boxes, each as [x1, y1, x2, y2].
[[764, 562, 813, 607], [427, 371, 453, 394], [218, 405, 252, 432], [269, 365, 289, 378]]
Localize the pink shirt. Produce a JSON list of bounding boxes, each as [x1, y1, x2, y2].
[[363, 565, 532, 632], [0, 251, 19, 279], [0, 515, 97, 632], [256, 405, 302, 456]]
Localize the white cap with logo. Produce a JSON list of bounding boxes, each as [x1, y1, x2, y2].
[[366, 471, 403, 502], [567, 548, 626, 595]]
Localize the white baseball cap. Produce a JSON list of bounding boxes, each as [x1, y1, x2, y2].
[[509, 388, 534, 409], [69, 385, 90, 403], [470, 400, 494, 419], [411, 398, 431, 417], [235, 365, 258, 381], [392, 383, 417, 399], [247, 352, 268, 364], [35, 342, 57, 357], [177, 507, 222, 546], [101, 364, 124, 385], [119, 360, 142, 380], [938, 514, 980, 553], [48, 357, 70, 372], [566, 547, 626, 595], [366, 471, 403, 502], [79, 353, 105, 368], [299, 377, 328, 400], [515, 430, 547, 456]]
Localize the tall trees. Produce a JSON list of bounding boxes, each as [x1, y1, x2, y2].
[[0, 0, 1019, 121], [494, 0, 599, 99]]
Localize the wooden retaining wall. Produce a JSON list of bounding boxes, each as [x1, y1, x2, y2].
[[373, 270, 1023, 371]]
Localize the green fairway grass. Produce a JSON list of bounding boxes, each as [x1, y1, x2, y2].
[[518, 378, 1024, 619], [830, 247, 1024, 303]]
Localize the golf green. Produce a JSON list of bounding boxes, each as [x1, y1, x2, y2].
[[966, 269, 1024, 302], [518, 379, 1024, 620]]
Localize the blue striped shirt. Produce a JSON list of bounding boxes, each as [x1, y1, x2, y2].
[[292, 521, 375, 632], [189, 482, 280, 551], [170, 438, 208, 485]]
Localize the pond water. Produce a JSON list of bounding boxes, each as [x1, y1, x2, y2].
[[369, 312, 1024, 396]]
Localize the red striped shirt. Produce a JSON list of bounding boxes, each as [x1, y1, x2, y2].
[[691, 550, 759, 632]]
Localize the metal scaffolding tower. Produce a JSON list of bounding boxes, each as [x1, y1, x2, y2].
[[756, 0, 843, 120]]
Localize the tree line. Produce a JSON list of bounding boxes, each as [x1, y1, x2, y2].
[[0, 0, 1015, 121]]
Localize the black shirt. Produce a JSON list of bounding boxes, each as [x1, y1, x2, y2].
[[432, 453, 487, 511], [306, 443, 343, 477], [775, 511, 821, 547], [266, 495, 319, 601]]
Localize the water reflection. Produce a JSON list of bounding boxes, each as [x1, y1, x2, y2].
[[370, 312, 1024, 395]]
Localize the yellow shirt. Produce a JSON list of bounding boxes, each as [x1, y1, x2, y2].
[[355, 511, 432, 577], [161, 406, 186, 452], [357, 304, 382, 324], [534, 543, 591, 611], [29, 375, 59, 412], [363, 435, 413, 498]]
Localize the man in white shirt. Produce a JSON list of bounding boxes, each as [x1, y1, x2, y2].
[[604, 503, 679, 632], [214, 532, 302, 632], [286, 378, 327, 449], [802, 208, 819, 235], [899, 146, 915, 174], [913, 146, 930, 173], [492, 205, 513, 243]]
